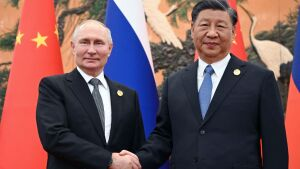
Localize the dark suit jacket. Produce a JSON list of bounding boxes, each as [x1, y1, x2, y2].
[[137, 55, 288, 169], [36, 69, 145, 169]]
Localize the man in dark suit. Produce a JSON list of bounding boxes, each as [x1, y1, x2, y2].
[[36, 20, 144, 169], [122, 0, 288, 169]]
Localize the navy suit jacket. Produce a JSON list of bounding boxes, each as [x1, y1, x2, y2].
[[36, 69, 145, 169], [137, 55, 288, 169]]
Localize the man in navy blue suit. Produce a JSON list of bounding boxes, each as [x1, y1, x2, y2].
[[123, 0, 288, 169]]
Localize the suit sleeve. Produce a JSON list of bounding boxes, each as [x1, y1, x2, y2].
[[259, 71, 288, 169], [36, 77, 111, 169], [137, 78, 172, 169], [131, 91, 146, 152]]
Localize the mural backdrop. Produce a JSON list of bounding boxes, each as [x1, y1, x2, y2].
[[0, 0, 298, 119]]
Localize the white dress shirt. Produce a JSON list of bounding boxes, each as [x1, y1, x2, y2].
[[77, 67, 112, 143], [197, 54, 231, 100]]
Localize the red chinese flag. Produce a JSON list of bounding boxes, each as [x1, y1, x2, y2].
[[194, 0, 247, 61], [227, 0, 247, 61], [285, 8, 300, 169], [0, 0, 63, 168]]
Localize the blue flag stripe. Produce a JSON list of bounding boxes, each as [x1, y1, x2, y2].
[[105, 0, 158, 137], [292, 8, 300, 92]]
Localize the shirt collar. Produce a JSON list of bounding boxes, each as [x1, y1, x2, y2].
[[198, 53, 231, 77], [77, 67, 109, 89]]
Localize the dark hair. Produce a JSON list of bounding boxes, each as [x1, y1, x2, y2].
[[191, 0, 238, 26]]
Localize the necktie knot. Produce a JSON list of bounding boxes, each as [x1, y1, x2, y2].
[[204, 65, 214, 76], [89, 78, 102, 87]]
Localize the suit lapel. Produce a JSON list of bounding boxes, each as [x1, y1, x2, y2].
[[105, 77, 122, 145], [65, 69, 107, 144], [201, 55, 247, 126], [181, 62, 203, 123]]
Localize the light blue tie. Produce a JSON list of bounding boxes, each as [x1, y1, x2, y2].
[[199, 65, 214, 118]]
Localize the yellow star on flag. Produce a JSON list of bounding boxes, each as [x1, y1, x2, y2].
[[32, 32, 48, 48], [16, 31, 24, 45]]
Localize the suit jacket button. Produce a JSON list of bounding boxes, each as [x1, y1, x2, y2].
[[200, 130, 206, 135], [193, 157, 198, 163]]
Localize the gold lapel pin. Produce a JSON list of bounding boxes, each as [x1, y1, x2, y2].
[[117, 90, 123, 96], [233, 69, 241, 76]]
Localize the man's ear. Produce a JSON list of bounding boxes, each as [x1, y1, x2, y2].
[[232, 25, 236, 33], [108, 43, 113, 57], [191, 22, 195, 39], [71, 41, 76, 55], [232, 26, 236, 41]]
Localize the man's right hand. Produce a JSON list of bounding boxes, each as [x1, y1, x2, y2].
[[108, 152, 141, 169]]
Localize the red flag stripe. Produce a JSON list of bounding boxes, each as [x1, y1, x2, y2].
[[286, 77, 300, 169], [285, 8, 300, 169]]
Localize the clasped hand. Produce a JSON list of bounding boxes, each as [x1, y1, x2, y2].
[[108, 150, 141, 169]]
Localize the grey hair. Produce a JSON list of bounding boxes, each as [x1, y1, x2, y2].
[[71, 19, 113, 44]]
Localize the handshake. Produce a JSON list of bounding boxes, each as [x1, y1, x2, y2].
[[108, 150, 141, 169]]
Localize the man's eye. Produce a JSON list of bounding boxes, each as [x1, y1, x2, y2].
[[199, 24, 209, 27], [95, 42, 104, 45], [80, 41, 88, 45]]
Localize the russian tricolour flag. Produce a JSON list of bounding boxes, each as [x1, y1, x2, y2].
[[105, 0, 157, 138], [105, 1, 169, 168], [285, 7, 300, 169]]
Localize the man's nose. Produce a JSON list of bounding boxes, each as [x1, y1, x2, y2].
[[206, 26, 218, 38], [87, 44, 96, 54]]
